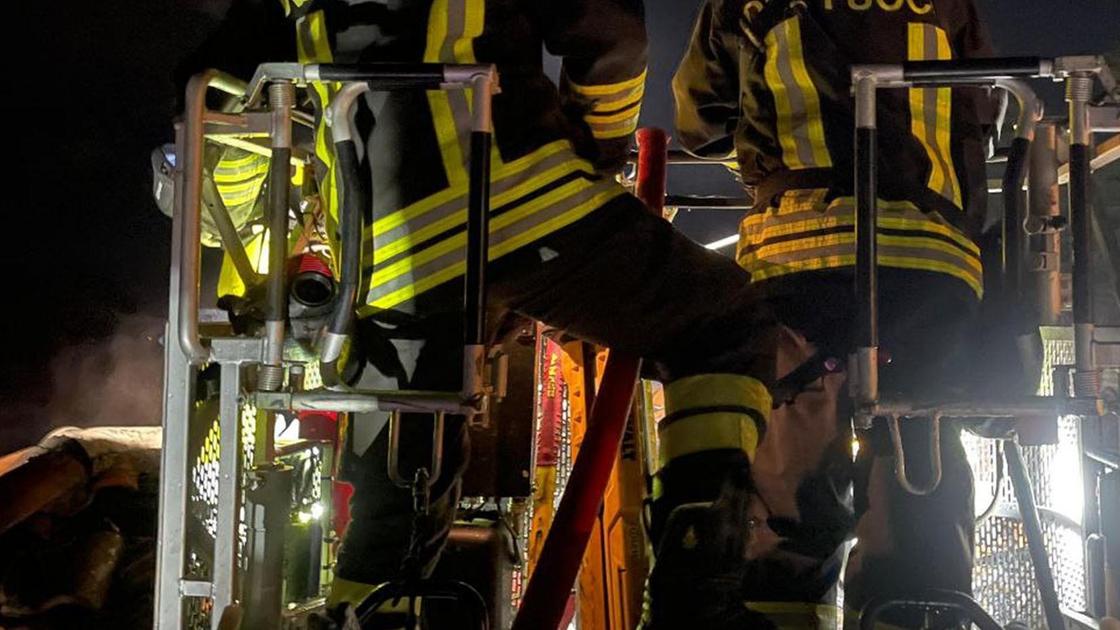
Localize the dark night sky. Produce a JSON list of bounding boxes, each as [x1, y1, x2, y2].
[[2, 1, 1117, 450]]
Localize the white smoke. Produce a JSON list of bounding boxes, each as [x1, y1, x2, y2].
[[42, 315, 164, 430]]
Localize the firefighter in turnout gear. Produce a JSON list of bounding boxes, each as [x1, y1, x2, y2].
[[186, 0, 783, 620], [670, 0, 1001, 624]]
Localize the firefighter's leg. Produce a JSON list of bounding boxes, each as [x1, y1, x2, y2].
[[331, 314, 469, 614], [740, 326, 854, 604], [641, 375, 774, 629], [843, 275, 978, 626], [330, 193, 778, 623], [843, 420, 974, 627], [488, 194, 779, 627]]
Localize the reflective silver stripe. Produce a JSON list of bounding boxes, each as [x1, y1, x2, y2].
[[366, 148, 577, 255], [446, 89, 474, 171], [440, 0, 467, 61], [585, 115, 640, 139], [737, 192, 982, 295], [772, 23, 815, 168], [741, 193, 978, 255], [564, 70, 646, 106], [763, 18, 831, 170], [364, 178, 620, 308], [908, 22, 961, 208]]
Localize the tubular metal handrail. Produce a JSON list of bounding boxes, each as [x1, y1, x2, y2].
[[158, 62, 502, 630], [847, 54, 1113, 630]]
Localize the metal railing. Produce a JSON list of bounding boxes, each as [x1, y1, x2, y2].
[[157, 62, 499, 630]]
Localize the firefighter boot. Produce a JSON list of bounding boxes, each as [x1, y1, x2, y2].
[[323, 578, 419, 630], [642, 374, 773, 630]]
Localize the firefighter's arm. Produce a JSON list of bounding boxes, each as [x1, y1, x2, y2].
[[537, 0, 649, 171], [175, 0, 294, 92], [672, 0, 742, 160], [947, 0, 1006, 152]]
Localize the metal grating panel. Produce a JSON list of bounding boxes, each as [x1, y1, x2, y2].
[[1039, 327, 1075, 396], [964, 325, 1088, 629], [286, 445, 325, 517], [973, 515, 1085, 627], [967, 420, 1087, 626], [189, 403, 257, 539]]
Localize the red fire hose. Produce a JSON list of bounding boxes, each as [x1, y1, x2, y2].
[[635, 127, 669, 217], [511, 128, 668, 630]]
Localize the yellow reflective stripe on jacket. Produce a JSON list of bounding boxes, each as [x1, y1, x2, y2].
[[214, 152, 268, 176], [278, 0, 311, 17], [763, 18, 832, 170], [567, 69, 646, 97], [361, 177, 622, 312], [350, 0, 626, 311], [366, 146, 588, 263], [908, 22, 961, 209], [327, 578, 418, 615], [327, 577, 379, 608], [217, 231, 268, 298], [423, 0, 482, 187], [296, 10, 341, 242], [569, 69, 647, 140], [213, 152, 270, 208], [737, 190, 982, 296], [658, 374, 771, 466]]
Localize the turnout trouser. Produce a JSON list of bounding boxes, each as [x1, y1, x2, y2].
[[741, 271, 978, 626], [335, 192, 778, 588]]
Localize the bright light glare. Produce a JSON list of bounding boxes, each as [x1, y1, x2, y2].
[[704, 234, 739, 250], [310, 503, 324, 520], [1050, 418, 1083, 524], [275, 416, 301, 442]]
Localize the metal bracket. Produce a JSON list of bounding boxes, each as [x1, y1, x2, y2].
[[1030, 250, 1060, 272], [252, 388, 477, 415], [887, 414, 943, 496], [865, 396, 1104, 420], [1053, 55, 1108, 78], [180, 579, 213, 598], [1090, 104, 1120, 132], [210, 337, 265, 365], [387, 411, 445, 490], [245, 63, 307, 107]]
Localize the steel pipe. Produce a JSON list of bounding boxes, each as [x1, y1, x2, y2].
[[1005, 440, 1066, 630], [1068, 73, 1100, 397]]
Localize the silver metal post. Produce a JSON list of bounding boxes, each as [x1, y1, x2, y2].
[[211, 362, 246, 629], [177, 72, 217, 364], [154, 323, 193, 630], [242, 465, 294, 629], [156, 115, 206, 630], [1028, 122, 1064, 325], [1068, 73, 1100, 398], [259, 82, 295, 392]]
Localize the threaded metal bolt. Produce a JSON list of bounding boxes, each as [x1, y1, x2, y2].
[[258, 364, 285, 392], [1074, 368, 1101, 398], [268, 81, 296, 110], [1065, 75, 1094, 103]]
